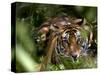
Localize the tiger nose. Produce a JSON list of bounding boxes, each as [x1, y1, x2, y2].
[[72, 54, 77, 59], [71, 53, 79, 61]]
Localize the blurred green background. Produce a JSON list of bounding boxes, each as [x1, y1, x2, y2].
[[11, 2, 97, 72]]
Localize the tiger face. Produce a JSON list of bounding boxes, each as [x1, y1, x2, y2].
[[59, 30, 82, 61]]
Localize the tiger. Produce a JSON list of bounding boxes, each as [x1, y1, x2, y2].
[[33, 16, 93, 71]]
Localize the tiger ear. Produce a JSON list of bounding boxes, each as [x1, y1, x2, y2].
[[74, 18, 86, 26]]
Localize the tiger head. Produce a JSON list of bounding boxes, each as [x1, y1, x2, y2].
[[48, 16, 92, 60]]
